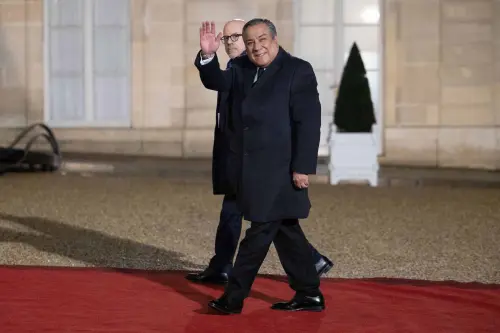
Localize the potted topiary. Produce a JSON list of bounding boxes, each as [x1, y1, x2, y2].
[[328, 42, 379, 186]]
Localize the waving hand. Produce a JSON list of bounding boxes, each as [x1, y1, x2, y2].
[[199, 21, 222, 56]]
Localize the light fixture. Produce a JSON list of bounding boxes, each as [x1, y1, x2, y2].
[[360, 6, 380, 24]]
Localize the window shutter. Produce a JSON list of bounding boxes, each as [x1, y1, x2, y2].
[[92, 0, 131, 124], [47, 0, 85, 122]]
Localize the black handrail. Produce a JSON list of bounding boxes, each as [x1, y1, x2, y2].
[[0, 123, 61, 173], [8, 123, 61, 156]]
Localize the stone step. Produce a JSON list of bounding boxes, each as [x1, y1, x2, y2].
[[57, 152, 500, 188]]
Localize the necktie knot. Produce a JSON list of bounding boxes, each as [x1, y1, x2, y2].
[[256, 67, 264, 80], [252, 67, 264, 87]]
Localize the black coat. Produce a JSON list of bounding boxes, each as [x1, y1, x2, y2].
[[195, 48, 321, 222], [211, 87, 232, 195], [211, 53, 246, 196]]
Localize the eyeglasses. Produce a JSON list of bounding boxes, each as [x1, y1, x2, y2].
[[221, 34, 242, 44]]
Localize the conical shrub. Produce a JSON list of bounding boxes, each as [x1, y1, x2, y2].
[[333, 42, 376, 132]]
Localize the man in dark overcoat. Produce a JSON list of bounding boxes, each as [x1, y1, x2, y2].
[[186, 19, 333, 285], [195, 18, 326, 314]]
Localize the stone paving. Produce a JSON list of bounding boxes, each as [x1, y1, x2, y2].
[[0, 173, 499, 284]]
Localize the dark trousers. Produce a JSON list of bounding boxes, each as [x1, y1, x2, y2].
[[208, 195, 242, 273], [208, 195, 323, 274], [225, 219, 321, 302]]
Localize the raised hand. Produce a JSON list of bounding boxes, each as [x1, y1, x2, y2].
[[199, 21, 222, 56]]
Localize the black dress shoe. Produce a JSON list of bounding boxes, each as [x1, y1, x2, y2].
[[271, 294, 325, 312], [315, 256, 334, 277], [208, 295, 243, 315], [185, 269, 228, 285]]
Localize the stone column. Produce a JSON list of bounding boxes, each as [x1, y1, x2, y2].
[[0, 0, 28, 128], [383, 0, 441, 166], [131, 0, 185, 156], [438, 0, 497, 169], [26, 0, 43, 124], [141, 0, 185, 129], [493, 0, 500, 168]]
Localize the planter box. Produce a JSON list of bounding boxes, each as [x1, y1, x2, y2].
[[328, 131, 379, 186]]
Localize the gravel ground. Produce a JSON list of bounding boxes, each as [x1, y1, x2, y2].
[[0, 173, 499, 283]]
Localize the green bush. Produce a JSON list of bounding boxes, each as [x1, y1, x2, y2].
[[333, 42, 376, 133]]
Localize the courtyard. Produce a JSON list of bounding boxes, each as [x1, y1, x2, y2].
[[0, 173, 498, 283]]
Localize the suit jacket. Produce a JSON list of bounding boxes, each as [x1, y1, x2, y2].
[[195, 47, 321, 222]]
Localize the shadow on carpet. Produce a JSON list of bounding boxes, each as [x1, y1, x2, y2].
[[0, 266, 498, 333]]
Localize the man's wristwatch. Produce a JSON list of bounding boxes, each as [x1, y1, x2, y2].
[[201, 52, 214, 60]]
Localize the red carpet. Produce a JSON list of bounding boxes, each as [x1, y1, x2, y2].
[[0, 266, 499, 333]]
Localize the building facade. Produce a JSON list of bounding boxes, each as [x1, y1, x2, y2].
[[0, 0, 499, 169]]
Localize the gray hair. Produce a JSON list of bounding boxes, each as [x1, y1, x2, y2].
[[243, 18, 277, 38]]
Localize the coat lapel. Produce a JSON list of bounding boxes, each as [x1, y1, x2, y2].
[[242, 47, 288, 99], [243, 63, 255, 97]]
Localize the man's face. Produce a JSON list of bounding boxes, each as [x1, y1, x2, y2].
[[243, 23, 279, 67], [222, 21, 245, 59]]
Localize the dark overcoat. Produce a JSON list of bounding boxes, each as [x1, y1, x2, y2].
[[211, 53, 246, 195], [195, 47, 321, 222], [211, 84, 232, 195]]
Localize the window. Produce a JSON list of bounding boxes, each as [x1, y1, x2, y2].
[[295, 0, 382, 156], [44, 0, 131, 127]]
